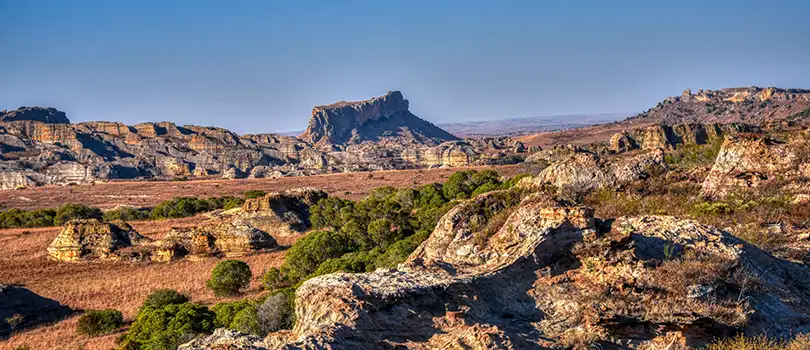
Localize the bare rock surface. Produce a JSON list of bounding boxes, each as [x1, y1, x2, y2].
[[701, 135, 810, 198]]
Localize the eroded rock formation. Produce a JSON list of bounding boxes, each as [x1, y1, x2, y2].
[[0, 93, 518, 189], [46, 219, 148, 261]]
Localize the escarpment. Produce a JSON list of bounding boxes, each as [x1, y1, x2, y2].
[[0, 93, 523, 190]]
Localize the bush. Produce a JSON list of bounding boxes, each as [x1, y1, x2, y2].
[[119, 302, 215, 350], [54, 203, 103, 225], [206, 260, 253, 296], [211, 299, 254, 328], [243, 190, 266, 199], [76, 309, 123, 336], [230, 305, 262, 336], [139, 289, 189, 314]]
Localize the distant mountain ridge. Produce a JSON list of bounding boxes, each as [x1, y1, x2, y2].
[[439, 113, 627, 137]]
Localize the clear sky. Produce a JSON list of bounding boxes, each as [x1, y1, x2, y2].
[[2, 0, 809, 134]]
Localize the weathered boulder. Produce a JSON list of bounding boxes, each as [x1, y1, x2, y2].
[[520, 149, 667, 194], [0, 285, 73, 339], [47, 219, 148, 262], [701, 135, 810, 198]]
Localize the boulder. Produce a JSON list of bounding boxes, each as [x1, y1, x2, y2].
[[47, 219, 148, 262]]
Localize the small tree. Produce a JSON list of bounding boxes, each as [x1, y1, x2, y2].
[[207, 260, 252, 296], [76, 309, 123, 336], [256, 292, 294, 334]]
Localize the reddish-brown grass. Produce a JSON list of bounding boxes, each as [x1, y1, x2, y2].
[[0, 217, 288, 350]]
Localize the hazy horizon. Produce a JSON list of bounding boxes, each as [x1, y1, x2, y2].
[[2, 0, 809, 134]]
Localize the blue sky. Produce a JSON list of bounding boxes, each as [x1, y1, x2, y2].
[[2, 0, 809, 134]]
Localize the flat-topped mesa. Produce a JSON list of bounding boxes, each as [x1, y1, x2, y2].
[[299, 91, 459, 146], [0, 107, 70, 124]]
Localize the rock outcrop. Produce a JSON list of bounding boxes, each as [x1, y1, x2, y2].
[[153, 188, 325, 261], [520, 149, 667, 193], [606, 123, 755, 153], [46, 219, 148, 261], [182, 189, 810, 349], [0, 285, 73, 339], [701, 135, 810, 198], [299, 91, 459, 146]]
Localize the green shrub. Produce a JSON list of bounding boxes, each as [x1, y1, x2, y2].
[[243, 190, 266, 199], [118, 303, 215, 350], [139, 289, 189, 315], [76, 309, 123, 336], [54, 203, 103, 225], [206, 260, 253, 296], [282, 230, 351, 281], [367, 218, 398, 247], [230, 305, 262, 336], [373, 229, 430, 268], [211, 299, 254, 328]]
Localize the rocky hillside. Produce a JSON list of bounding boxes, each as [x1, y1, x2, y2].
[[630, 87, 810, 125], [519, 86, 810, 148], [299, 91, 459, 146], [0, 94, 524, 190]]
